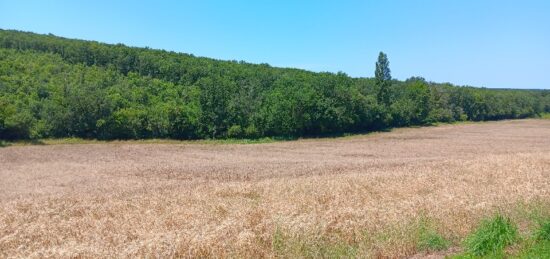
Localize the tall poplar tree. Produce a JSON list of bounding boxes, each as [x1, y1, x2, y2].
[[375, 52, 392, 106]]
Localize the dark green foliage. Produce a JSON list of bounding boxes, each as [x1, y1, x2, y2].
[[0, 29, 548, 140], [227, 125, 243, 138], [464, 215, 518, 256]]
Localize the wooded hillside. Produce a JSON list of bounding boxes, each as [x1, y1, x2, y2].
[[1, 29, 548, 140]]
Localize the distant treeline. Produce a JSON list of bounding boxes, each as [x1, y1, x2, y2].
[[1, 29, 549, 140]]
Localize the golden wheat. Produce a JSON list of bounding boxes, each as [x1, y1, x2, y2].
[[1, 119, 549, 258]]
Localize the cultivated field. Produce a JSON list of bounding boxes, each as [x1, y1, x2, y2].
[[1, 120, 549, 258]]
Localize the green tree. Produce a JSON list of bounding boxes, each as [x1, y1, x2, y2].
[[198, 76, 234, 138], [406, 80, 431, 124], [375, 52, 392, 107]]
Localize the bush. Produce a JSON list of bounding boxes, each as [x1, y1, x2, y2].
[[227, 125, 243, 138], [464, 214, 518, 256], [1, 111, 34, 140], [244, 124, 259, 138]]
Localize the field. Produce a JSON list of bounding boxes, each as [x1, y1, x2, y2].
[[1, 119, 550, 258]]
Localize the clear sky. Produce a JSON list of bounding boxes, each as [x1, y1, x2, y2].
[[1, 0, 549, 89]]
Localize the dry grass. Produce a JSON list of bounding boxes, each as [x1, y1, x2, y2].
[[1, 119, 549, 258]]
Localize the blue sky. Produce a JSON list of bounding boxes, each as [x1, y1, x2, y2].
[[1, 0, 549, 89]]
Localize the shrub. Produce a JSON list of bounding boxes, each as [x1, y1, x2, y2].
[[244, 124, 259, 138], [227, 125, 243, 138], [464, 214, 518, 256]]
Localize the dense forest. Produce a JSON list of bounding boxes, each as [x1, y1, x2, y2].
[[1, 29, 549, 140]]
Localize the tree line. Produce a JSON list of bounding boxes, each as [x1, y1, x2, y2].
[[0, 29, 548, 140]]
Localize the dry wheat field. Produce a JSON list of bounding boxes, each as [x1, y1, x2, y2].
[[1, 119, 549, 258]]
